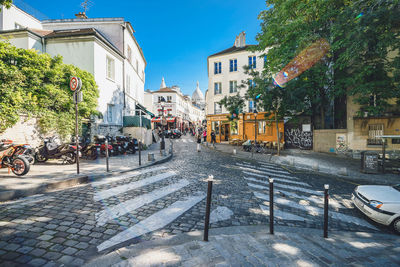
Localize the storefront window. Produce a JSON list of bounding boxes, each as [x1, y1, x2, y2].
[[211, 121, 220, 135], [258, 121, 266, 134]]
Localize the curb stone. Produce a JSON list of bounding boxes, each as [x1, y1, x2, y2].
[[0, 152, 173, 202]]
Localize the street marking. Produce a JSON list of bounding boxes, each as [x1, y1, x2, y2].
[[243, 172, 308, 187], [95, 179, 190, 226], [259, 204, 309, 222], [241, 169, 300, 180], [254, 192, 377, 229], [97, 193, 205, 252], [247, 181, 323, 195], [236, 162, 282, 171], [91, 166, 168, 186], [93, 171, 176, 201], [275, 188, 344, 209], [238, 166, 297, 178], [256, 166, 290, 175], [210, 206, 234, 224]]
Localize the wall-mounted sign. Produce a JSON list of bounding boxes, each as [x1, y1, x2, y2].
[[302, 124, 311, 132]]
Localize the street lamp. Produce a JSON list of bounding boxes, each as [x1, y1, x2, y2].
[[254, 109, 258, 146], [160, 97, 166, 150]]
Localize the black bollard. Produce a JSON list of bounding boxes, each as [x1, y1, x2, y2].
[[203, 175, 214, 241], [269, 177, 274, 235], [105, 139, 110, 172], [138, 141, 141, 166], [324, 184, 329, 238]]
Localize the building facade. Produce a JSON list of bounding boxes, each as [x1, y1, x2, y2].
[[205, 32, 283, 144], [0, 4, 148, 138], [144, 78, 205, 130]]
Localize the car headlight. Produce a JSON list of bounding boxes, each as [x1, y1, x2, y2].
[[369, 200, 383, 209]]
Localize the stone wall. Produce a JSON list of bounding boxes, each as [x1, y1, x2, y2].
[[313, 129, 348, 153], [0, 116, 42, 147], [122, 127, 154, 146]]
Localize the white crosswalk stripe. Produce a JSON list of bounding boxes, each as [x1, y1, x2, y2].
[[238, 166, 298, 179], [253, 192, 377, 230], [93, 171, 176, 201], [259, 204, 310, 222], [243, 171, 309, 187], [236, 162, 282, 171], [91, 166, 168, 186], [95, 179, 190, 226], [97, 193, 205, 252], [247, 181, 323, 195]]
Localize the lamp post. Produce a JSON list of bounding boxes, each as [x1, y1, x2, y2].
[[160, 97, 166, 150], [254, 109, 258, 146]]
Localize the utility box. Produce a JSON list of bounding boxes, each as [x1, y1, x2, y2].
[[361, 151, 379, 174]]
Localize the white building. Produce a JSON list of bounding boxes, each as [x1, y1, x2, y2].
[[144, 78, 205, 130], [206, 32, 268, 115], [0, 4, 148, 137]]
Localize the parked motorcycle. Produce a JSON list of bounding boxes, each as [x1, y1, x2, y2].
[[170, 129, 182, 139], [93, 135, 113, 157], [35, 136, 78, 164], [71, 136, 98, 160], [0, 139, 30, 176]]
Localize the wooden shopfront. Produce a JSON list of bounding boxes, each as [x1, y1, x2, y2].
[[206, 112, 284, 145]]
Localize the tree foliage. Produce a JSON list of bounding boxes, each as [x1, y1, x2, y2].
[[0, 0, 12, 11], [250, 0, 400, 128], [217, 93, 245, 120], [0, 42, 99, 137]]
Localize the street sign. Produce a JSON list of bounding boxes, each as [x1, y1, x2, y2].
[[74, 90, 83, 104], [70, 76, 82, 91]]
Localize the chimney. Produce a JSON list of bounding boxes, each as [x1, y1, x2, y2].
[[75, 12, 88, 19], [233, 32, 246, 48]]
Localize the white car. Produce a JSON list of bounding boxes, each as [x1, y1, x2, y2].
[[352, 184, 400, 234]]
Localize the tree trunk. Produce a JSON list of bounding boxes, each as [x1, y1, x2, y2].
[[275, 110, 280, 156]]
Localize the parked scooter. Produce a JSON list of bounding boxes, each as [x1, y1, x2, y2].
[[35, 136, 79, 164], [71, 136, 98, 160], [93, 135, 113, 157], [0, 139, 30, 176]]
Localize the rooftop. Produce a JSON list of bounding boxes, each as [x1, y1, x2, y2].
[[208, 45, 256, 58]]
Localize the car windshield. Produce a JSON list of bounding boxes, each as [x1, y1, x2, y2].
[[393, 184, 400, 192]]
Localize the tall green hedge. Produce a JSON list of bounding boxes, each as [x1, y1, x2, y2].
[[0, 41, 99, 137]]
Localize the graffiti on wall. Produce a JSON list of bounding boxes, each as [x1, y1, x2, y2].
[[336, 134, 347, 153], [284, 128, 313, 149]]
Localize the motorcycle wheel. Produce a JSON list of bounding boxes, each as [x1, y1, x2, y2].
[[35, 152, 48, 163], [12, 156, 30, 176], [89, 148, 98, 160], [62, 152, 76, 164]]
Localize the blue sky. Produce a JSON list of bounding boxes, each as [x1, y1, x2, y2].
[[20, 0, 266, 96]]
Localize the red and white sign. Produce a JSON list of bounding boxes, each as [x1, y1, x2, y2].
[[70, 76, 82, 91]]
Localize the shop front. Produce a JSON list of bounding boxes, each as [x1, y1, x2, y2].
[[206, 112, 284, 144]]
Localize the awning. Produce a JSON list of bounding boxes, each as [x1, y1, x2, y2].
[[136, 103, 155, 117], [166, 117, 176, 122], [151, 117, 161, 122]]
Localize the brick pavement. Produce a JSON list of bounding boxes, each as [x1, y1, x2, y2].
[[86, 225, 400, 266]]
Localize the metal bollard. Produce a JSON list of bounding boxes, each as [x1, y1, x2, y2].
[[269, 177, 274, 235], [203, 175, 214, 241], [233, 149, 236, 155], [138, 141, 141, 166], [105, 139, 110, 172], [324, 184, 329, 238], [197, 144, 201, 152]]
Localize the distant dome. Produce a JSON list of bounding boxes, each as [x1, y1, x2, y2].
[[192, 81, 205, 102]]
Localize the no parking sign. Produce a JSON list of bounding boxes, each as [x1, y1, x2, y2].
[[70, 76, 82, 91]]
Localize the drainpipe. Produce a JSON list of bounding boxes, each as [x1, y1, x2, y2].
[[122, 23, 126, 111]]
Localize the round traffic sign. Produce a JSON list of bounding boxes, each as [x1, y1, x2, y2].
[[70, 76, 82, 91]]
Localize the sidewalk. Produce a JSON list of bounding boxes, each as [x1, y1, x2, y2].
[[0, 142, 172, 201], [207, 143, 400, 185], [86, 225, 400, 266]]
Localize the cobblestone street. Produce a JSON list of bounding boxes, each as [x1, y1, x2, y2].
[[0, 135, 398, 266]]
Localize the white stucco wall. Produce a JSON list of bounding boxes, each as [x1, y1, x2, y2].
[[206, 49, 267, 115], [0, 5, 42, 30]]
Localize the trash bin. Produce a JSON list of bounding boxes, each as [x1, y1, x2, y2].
[[361, 151, 379, 174]]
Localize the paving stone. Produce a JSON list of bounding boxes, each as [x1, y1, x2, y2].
[[37, 241, 53, 249], [62, 247, 78, 256], [16, 246, 34, 254], [43, 251, 62, 261], [30, 248, 47, 257], [15, 254, 33, 264], [63, 240, 78, 247], [49, 243, 65, 252], [1, 251, 21, 260], [38, 234, 53, 241], [28, 258, 48, 266], [78, 229, 91, 236], [74, 242, 89, 249], [58, 255, 75, 264], [67, 227, 80, 234], [3, 243, 20, 251]]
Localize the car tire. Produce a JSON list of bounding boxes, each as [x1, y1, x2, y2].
[[392, 217, 400, 234]]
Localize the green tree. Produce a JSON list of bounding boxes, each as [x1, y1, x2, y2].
[[0, 42, 99, 137], [217, 93, 245, 120], [255, 0, 400, 129], [0, 0, 12, 11]]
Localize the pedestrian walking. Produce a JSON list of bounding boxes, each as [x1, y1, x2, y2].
[[211, 130, 216, 148], [197, 132, 201, 144], [203, 129, 207, 143]]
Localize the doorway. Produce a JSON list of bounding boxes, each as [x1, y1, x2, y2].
[[221, 124, 230, 141]]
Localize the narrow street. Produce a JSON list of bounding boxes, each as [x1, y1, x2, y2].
[[0, 135, 394, 266]]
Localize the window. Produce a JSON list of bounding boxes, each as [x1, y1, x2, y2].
[[212, 121, 220, 134], [258, 121, 266, 134], [248, 100, 256, 113], [229, 81, 237, 93], [231, 121, 238, 135], [264, 55, 267, 66], [106, 56, 115, 80], [15, 23, 23, 29], [367, 124, 384, 145], [214, 82, 222, 95], [126, 75, 131, 95], [229, 59, 237, 72], [107, 104, 113, 123], [248, 79, 256, 89], [127, 45, 132, 63], [214, 62, 221, 74], [167, 96, 172, 102], [248, 56, 256, 69], [214, 103, 222, 114]]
